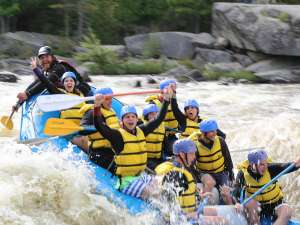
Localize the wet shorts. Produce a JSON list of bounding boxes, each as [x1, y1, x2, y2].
[[120, 174, 153, 198]]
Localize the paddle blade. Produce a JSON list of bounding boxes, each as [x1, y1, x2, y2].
[[0, 116, 13, 130], [37, 94, 86, 112], [44, 118, 82, 136]]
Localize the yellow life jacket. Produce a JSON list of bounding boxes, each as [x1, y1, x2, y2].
[[179, 118, 200, 139], [143, 119, 165, 159], [155, 161, 197, 213], [195, 135, 225, 173], [59, 89, 85, 125], [145, 95, 178, 132], [115, 127, 147, 176], [83, 105, 120, 149], [239, 160, 283, 205]]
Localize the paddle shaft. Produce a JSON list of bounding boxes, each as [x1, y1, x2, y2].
[[82, 90, 162, 102], [8, 101, 22, 120], [231, 147, 265, 153], [242, 163, 295, 206]]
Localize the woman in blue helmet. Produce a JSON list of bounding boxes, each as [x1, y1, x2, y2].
[[232, 150, 300, 225], [92, 86, 173, 199], [31, 58, 88, 150]]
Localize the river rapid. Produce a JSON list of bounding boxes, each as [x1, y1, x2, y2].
[[0, 75, 300, 224]]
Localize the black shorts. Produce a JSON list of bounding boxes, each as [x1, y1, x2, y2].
[[260, 199, 283, 219], [89, 147, 115, 173]]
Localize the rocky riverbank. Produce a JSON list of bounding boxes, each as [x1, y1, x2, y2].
[[1, 3, 300, 84]]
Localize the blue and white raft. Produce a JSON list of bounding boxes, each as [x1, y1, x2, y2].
[[19, 92, 300, 225], [19, 92, 151, 215]]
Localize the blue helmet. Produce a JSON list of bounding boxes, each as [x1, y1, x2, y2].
[[120, 105, 138, 118], [159, 79, 176, 90], [199, 119, 218, 132], [248, 150, 268, 165], [95, 87, 113, 95], [143, 104, 159, 117], [173, 139, 197, 155], [61, 71, 77, 82], [184, 99, 199, 110]]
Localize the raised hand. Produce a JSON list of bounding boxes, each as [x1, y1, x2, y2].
[[94, 94, 104, 107]]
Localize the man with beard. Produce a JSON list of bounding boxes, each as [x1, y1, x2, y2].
[[15, 46, 90, 110]]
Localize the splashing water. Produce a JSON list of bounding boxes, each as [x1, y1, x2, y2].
[[0, 76, 300, 223]]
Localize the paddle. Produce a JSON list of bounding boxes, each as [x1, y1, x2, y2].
[[231, 147, 265, 153], [0, 101, 22, 130], [37, 90, 161, 112], [241, 163, 295, 206], [44, 118, 96, 136]]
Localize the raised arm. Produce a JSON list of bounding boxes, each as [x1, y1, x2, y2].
[[31, 57, 62, 94], [93, 95, 124, 154], [171, 97, 186, 128]]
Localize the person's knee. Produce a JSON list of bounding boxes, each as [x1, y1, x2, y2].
[[276, 204, 292, 219]]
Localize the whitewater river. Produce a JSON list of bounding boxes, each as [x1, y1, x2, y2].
[[0, 75, 300, 224]]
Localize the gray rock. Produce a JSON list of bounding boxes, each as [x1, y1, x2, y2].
[[246, 51, 269, 62], [218, 77, 235, 85], [246, 57, 300, 73], [214, 37, 229, 50], [0, 71, 19, 83], [193, 48, 233, 69], [191, 33, 216, 49], [0, 58, 32, 75], [237, 78, 252, 84], [147, 76, 157, 84], [233, 54, 254, 67], [76, 64, 92, 82], [161, 66, 190, 77], [125, 32, 197, 59], [206, 62, 244, 73], [212, 3, 300, 56], [255, 69, 300, 83], [0, 31, 75, 59], [134, 80, 142, 87]]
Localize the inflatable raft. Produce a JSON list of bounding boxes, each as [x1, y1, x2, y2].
[[19, 92, 300, 225]]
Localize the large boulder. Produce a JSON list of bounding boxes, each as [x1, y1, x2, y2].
[[212, 3, 300, 56], [246, 57, 300, 73], [125, 32, 198, 59], [193, 48, 233, 69], [255, 69, 300, 83], [191, 33, 216, 49], [0, 31, 75, 59]]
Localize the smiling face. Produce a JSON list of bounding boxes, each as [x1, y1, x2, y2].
[[184, 106, 198, 121], [63, 77, 75, 93], [39, 54, 53, 70], [122, 113, 138, 130], [147, 111, 158, 121], [204, 131, 217, 141], [102, 96, 112, 109]]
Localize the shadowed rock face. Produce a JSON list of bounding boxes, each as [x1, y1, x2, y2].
[[212, 3, 300, 56]]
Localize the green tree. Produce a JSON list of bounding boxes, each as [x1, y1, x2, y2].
[[0, 0, 20, 33], [166, 0, 214, 33]]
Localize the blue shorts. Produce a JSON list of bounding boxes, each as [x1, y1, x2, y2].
[[121, 174, 153, 198]]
